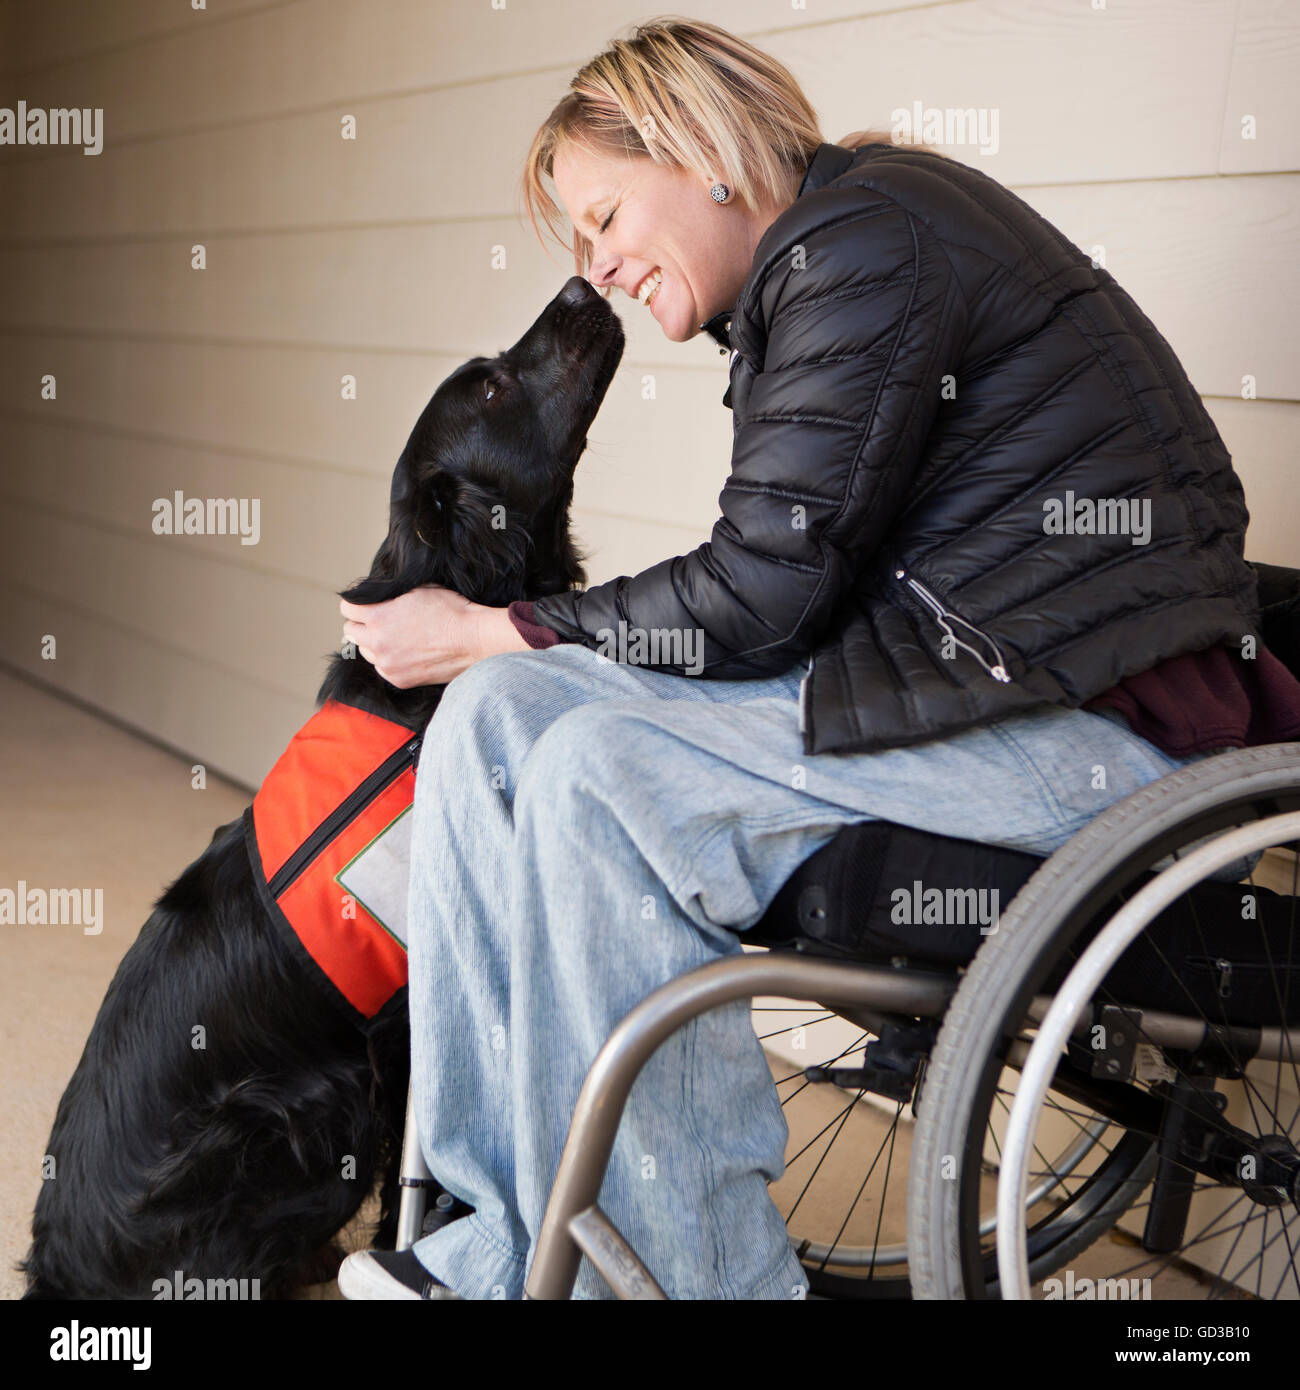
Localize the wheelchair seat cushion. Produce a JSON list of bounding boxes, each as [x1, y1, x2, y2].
[[748, 819, 1043, 965], [753, 817, 1300, 1026]]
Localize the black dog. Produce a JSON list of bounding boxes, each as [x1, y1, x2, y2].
[[22, 277, 624, 1299]]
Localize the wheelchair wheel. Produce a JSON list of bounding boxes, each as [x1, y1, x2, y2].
[[759, 999, 1152, 1298], [908, 743, 1300, 1299]]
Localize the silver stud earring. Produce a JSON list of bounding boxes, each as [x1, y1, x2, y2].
[[709, 181, 731, 204]]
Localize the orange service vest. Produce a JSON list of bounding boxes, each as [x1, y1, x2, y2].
[[243, 698, 422, 1024]]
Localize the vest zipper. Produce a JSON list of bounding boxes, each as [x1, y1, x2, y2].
[[267, 735, 422, 898], [894, 568, 1012, 683]]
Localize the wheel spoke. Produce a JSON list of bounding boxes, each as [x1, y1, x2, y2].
[[814, 1102, 905, 1277]]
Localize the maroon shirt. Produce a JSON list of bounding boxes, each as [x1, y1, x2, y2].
[[1082, 644, 1300, 757], [507, 602, 1300, 759]]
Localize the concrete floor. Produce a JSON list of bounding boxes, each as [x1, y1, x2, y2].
[[0, 667, 1229, 1300], [0, 667, 252, 1299]]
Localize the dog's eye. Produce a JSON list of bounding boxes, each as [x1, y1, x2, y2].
[[480, 365, 511, 402]]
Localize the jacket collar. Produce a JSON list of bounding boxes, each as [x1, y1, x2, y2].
[[699, 308, 733, 352], [797, 141, 857, 197], [697, 143, 859, 350]]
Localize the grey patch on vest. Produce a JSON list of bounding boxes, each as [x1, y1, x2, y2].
[[336, 805, 413, 948]]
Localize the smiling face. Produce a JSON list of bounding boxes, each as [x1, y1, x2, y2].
[[551, 140, 796, 342]]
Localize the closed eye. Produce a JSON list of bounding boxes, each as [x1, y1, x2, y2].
[[598, 207, 616, 234]]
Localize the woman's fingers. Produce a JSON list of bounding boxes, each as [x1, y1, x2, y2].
[[340, 585, 454, 620], [336, 585, 478, 687]]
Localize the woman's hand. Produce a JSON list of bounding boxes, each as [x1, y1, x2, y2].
[[339, 587, 531, 688]]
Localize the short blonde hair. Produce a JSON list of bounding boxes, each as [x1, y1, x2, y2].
[[520, 17, 946, 277], [520, 17, 823, 277]]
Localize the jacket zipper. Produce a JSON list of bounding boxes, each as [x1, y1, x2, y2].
[[798, 652, 816, 734], [894, 568, 1012, 683], [267, 735, 422, 898]]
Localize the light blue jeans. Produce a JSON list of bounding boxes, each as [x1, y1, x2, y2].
[[405, 643, 1199, 1299]]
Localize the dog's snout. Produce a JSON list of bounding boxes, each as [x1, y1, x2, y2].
[[559, 275, 596, 306]]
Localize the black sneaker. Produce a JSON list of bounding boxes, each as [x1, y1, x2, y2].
[[337, 1249, 463, 1300]]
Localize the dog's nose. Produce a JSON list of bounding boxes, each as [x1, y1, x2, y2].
[[559, 275, 595, 305]]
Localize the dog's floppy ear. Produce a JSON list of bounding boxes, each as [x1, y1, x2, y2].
[[428, 474, 534, 606], [337, 480, 441, 606], [338, 465, 532, 607]]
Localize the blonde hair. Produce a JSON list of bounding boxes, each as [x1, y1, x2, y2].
[[520, 18, 947, 277], [520, 18, 932, 278]]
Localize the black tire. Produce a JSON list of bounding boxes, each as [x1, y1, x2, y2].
[[908, 744, 1300, 1299]]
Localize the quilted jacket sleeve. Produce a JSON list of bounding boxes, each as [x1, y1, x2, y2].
[[531, 185, 969, 677]]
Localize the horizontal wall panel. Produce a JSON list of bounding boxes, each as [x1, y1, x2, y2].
[[0, 506, 714, 791], [0, 334, 492, 474], [0, 668, 251, 925], [6, 392, 1291, 597], [570, 505, 713, 590], [4, 173, 1295, 398], [0, 345, 738, 550], [0, 0, 932, 138], [0, 395, 735, 592], [5, 3, 1293, 244], [1205, 397, 1300, 569], [0, 413, 389, 591], [0, 222, 723, 371], [570, 367, 735, 535], [0, 497, 340, 703], [0, 0, 278, 76], [1218, 0, 1300, 174], [1021, 175, 1300, 403], [0, 331, 699, 499], [5, 0, 1279, 189], [0, 70, 569, 241], [0, 587, 313, 791], [774, 0, 1238, 186]]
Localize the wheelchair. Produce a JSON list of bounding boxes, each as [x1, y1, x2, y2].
[[395, 561, 1300, 1300]]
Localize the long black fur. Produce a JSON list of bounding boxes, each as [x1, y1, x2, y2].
[[22, 280, 623, 1298]]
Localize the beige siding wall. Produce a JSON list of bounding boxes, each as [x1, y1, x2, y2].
[[1, 0, 1296, 789]]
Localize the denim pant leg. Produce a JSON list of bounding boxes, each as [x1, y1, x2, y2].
[[408, 643, 1199, 1299], [406, 645, 811, 1299]]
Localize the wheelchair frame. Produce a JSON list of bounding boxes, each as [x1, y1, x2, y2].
[[392, 823, 1300, 1298]]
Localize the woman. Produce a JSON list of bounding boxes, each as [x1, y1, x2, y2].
[[338, 20, 1300, 1300]]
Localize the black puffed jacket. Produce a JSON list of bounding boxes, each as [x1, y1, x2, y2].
[[532, 140, 1259, 754]]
